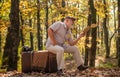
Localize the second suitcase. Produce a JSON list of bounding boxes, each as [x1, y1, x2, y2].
[[22, 52, 33, 73]]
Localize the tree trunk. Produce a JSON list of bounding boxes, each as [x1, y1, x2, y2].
[[109, 0, 118, 58], [20, 12, 24, 46], [113, 1, 117, 31], [45, 0, 48, 38], [0, 0, 1, 54], [0, 32, 1, 53], [61, 0, 65, 21], [0, 32, 2, 67], [0, 0, 3, 68], [29, 19, 34, 50], [118, 0, 120, 67], [2, 0, 20, 71], [97, 16, 100, 54], [84, 7, 91, 65], [89, 0, 97, 67], [37, 0, 42, 50], [103, 0, 110, 58], [113, 0, 118, 58]]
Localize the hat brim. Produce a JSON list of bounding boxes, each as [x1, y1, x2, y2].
[[65, 16, 76, 21]]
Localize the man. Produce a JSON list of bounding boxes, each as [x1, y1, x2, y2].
[[46, 16, 88, 75]]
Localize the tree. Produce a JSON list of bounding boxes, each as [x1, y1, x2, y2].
[[0, 0, 1, 52], [2, 0, 20, 71], [89, 0, 97, 67], [0, 1, 2, 67], [45, 0, 49, 38], [0, 0, 2, 68], [29, 18, 34, 50], [0, 31, 1, 67], [20, 12, 25, 46], [118, 0, 120, 67], [108, 0, 118, 58], [37, 0, 42, 50], [61, 0, 65, 21], [103, 0, 110, 58], [84, 1, 91, 66]]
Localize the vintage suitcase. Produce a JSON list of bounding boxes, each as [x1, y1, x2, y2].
[[32, 50, 48, 72], [45, 52, 57, 73], [22, 50, 57, 73], [22, 52, 33, 73]]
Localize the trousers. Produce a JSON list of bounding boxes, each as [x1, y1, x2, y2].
[[46, 44, 84, 70]]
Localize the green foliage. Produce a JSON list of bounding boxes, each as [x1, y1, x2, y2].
[[64, 53, 73, 60], [0, 68, 7, 73], [98, 61, 117, 68], [17, 43, 22, 72]]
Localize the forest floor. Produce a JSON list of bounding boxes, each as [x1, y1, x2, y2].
[[0, 56, 120, 77]]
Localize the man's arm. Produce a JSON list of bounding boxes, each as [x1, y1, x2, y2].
[[68, 26, 90, 46], [69, 32, 85, 46], [48, 28, 57, 45]]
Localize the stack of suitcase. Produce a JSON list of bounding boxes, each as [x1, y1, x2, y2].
[[22, 50, 57, 73]]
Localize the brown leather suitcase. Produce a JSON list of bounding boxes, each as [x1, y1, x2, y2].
[[22, 52, 33, 73], [22, 50, 57, 73], [45, 52, 57, 73], [32, 50, 48, 72]]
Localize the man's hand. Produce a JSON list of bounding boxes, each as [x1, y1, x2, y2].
[[80, 32, 85, 37], [69, 32, 86, 46]]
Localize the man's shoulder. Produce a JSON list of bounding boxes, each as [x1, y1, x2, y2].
[[55, 21, 63, 25], [52, 21, 64, 27]]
